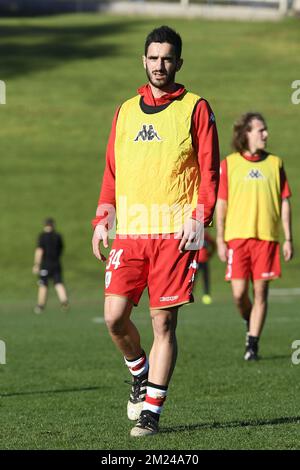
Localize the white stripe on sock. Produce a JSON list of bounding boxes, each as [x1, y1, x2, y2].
[[124, 355, 149, 377], [143, 402, 163, 414], [146, 386, 167, 399]]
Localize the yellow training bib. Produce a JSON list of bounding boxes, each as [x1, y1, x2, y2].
[[115, 92, 201, 235], [224, 153, 282, 242]]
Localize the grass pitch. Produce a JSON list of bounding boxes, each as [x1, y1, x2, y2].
[[0, 14, 300, 450], [0, 291, 300, 450]]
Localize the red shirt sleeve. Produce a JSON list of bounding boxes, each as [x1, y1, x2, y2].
[[91, 107, 119, 229], [280, 165, 292, 199], [191, 99, 220, 226], [217, 159, 228, 200]]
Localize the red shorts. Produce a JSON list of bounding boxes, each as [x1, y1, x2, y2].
[[225, 239, 281, 281], [198, 248, 209, 263], [104, 236, 199, 309]]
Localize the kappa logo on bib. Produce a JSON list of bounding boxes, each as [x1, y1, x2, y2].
[[245, 169, 265, 180], [134, 124, 162, 142]]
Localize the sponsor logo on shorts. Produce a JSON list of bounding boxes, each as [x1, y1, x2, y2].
[[105, 271, 112, 288], [159, 296, 179, 302], [40, 269, 48, 276], [261, 271, 275, 278]]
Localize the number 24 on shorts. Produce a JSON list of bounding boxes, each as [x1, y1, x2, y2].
[[107, 249, 124, 270]]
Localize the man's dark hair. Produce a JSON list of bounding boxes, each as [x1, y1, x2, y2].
[[44, 217, 55, 228], [145, 26, 182, 59], [232, 112, 267, 153]]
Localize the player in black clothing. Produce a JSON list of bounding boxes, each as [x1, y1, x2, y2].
[[32, 218, 69, 314]]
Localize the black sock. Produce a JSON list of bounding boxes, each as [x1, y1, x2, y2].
[[142, 409, 160, 422], [248, 335, 259, 350]]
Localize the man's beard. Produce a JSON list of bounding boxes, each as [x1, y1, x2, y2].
[[146, 65, 176, 89]]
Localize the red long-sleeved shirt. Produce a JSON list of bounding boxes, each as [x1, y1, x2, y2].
[[92, 84, 220, 229]]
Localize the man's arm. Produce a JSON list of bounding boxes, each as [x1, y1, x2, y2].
[[178, 99, 220, 252], [215, 159, 228, 262], [92, 107, 119, 228], [92, 108, 119, 261], [192, 99, 220, 226], [281, 198, 293, 261], [216, 199, 228, 262], [32, 247, 43, 274]]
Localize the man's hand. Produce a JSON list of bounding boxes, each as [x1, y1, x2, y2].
[[177, 219, 204, 253], [217, 238, 228, 262], [283, 240, 293, 262], [92, 224, 109, 261]]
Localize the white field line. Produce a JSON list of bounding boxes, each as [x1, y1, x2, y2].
[[91, 292, 299, 323], [271, 317, 299, 322], [92, 314, 150, 324], [269, 298, 294, 304], [92, 317, 105, 324], [269, 288, 300, 296]]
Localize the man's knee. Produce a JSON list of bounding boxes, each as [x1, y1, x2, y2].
[[105, 316, 125, 336], [253, 282, 269, 304], [254, 293, 268, 305], [151, 310, 177, 338], [104, 296, 132, 335], [232, 290, 248, 307], [231, 280, 249, 307]]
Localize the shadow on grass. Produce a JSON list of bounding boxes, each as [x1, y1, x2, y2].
[[0, 20, 140, 79], [0, 385, 105, 397], [161, 415, 300, 434]]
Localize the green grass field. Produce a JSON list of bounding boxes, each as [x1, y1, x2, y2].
[[0, 13, 300, 450], [1, 292, 300, 450]]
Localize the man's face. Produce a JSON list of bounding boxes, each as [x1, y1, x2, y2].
[[246, 119, 268, 153], [143, 42, 182, 89]]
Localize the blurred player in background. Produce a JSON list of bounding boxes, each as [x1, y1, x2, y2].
[[92, 26, 219, 436], [32, 218, 69, 314], [198, 229, 216, 305], [216, 112, 293, 361]]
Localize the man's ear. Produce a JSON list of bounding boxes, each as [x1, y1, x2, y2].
[[142, 55, 147, 70], [176, 58, 183, 72]]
